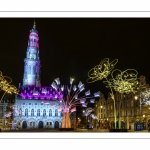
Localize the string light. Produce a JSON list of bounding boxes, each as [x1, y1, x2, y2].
[[0, 71, 19, 103], [87, 58, 118, 83], [103, 69, 140, 94]]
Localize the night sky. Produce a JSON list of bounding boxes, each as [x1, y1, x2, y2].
[[0, 18, 150, 102]]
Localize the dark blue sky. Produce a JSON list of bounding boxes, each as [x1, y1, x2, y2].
[[0, 18, 150, 100]]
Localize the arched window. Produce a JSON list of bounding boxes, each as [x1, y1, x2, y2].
[[25, 109, 28, 116], [37, 109, 40, 116], [55, 109, 58, 117], [19, 108, 22, 116], [49, 109, 52, 117], [43, 109, 46, 117], [31, 109, 34, 116]]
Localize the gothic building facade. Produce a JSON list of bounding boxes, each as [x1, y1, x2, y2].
[[13, 23, 76, 129]]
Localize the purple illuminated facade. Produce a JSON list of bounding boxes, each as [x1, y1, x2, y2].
[[12, 22, 77, 129], [19, 86, 63, 100]]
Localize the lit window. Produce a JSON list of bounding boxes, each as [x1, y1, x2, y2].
[[25, 109, 28, 116], [31, 109, 34, 116], [49, 109, 52, 116], [37, 109, 40, 116], [43, 109, 46, 117], [55, 109, 58, 117]]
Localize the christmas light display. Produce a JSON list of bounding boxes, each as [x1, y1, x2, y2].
[[83, 107, 94, 116], [87, 58, 118, 83], [135, 88, 150, 105], [103, 69, 140, 94], [0, 71, 19, 103], [4, 104, 20, 118], [51, 77, 100, 128], [83, 107, 98, 119], [87, 58, 140, 129]]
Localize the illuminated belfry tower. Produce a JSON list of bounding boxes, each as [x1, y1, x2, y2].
[[23, 21, 41, 87]]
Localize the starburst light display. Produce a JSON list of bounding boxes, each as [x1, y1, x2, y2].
[[51, 77, 100, 128]]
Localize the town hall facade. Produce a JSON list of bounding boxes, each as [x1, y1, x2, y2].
[[13, 22, 76, 129]]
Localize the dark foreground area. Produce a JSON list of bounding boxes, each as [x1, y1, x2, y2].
[[0, 128, 149, 133]]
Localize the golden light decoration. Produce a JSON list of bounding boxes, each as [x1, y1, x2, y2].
[[0, 71, 19, 103], [87, 58, 118, 83], [87, 58, 141, 129], [103, 69, 140, 94]]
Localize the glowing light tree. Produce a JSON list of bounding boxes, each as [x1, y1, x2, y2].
[[83, 107, 98, 128], [3, 104, 21, 129], [135, 88, 150, 105], [4, 104, 20, 118], [51, 77, 100, 129], [0, 71, 19, 103], [83, 107, 98, 119], [135, 87, 150, 127], [87, 58, 141, 129]]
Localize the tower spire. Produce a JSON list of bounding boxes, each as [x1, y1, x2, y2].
[[33, 19, 36, 29], [34, 19, 36, 25]]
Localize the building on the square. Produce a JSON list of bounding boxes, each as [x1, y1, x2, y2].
[[94, 75, 150, 130], [13, 22, 76, 129]]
